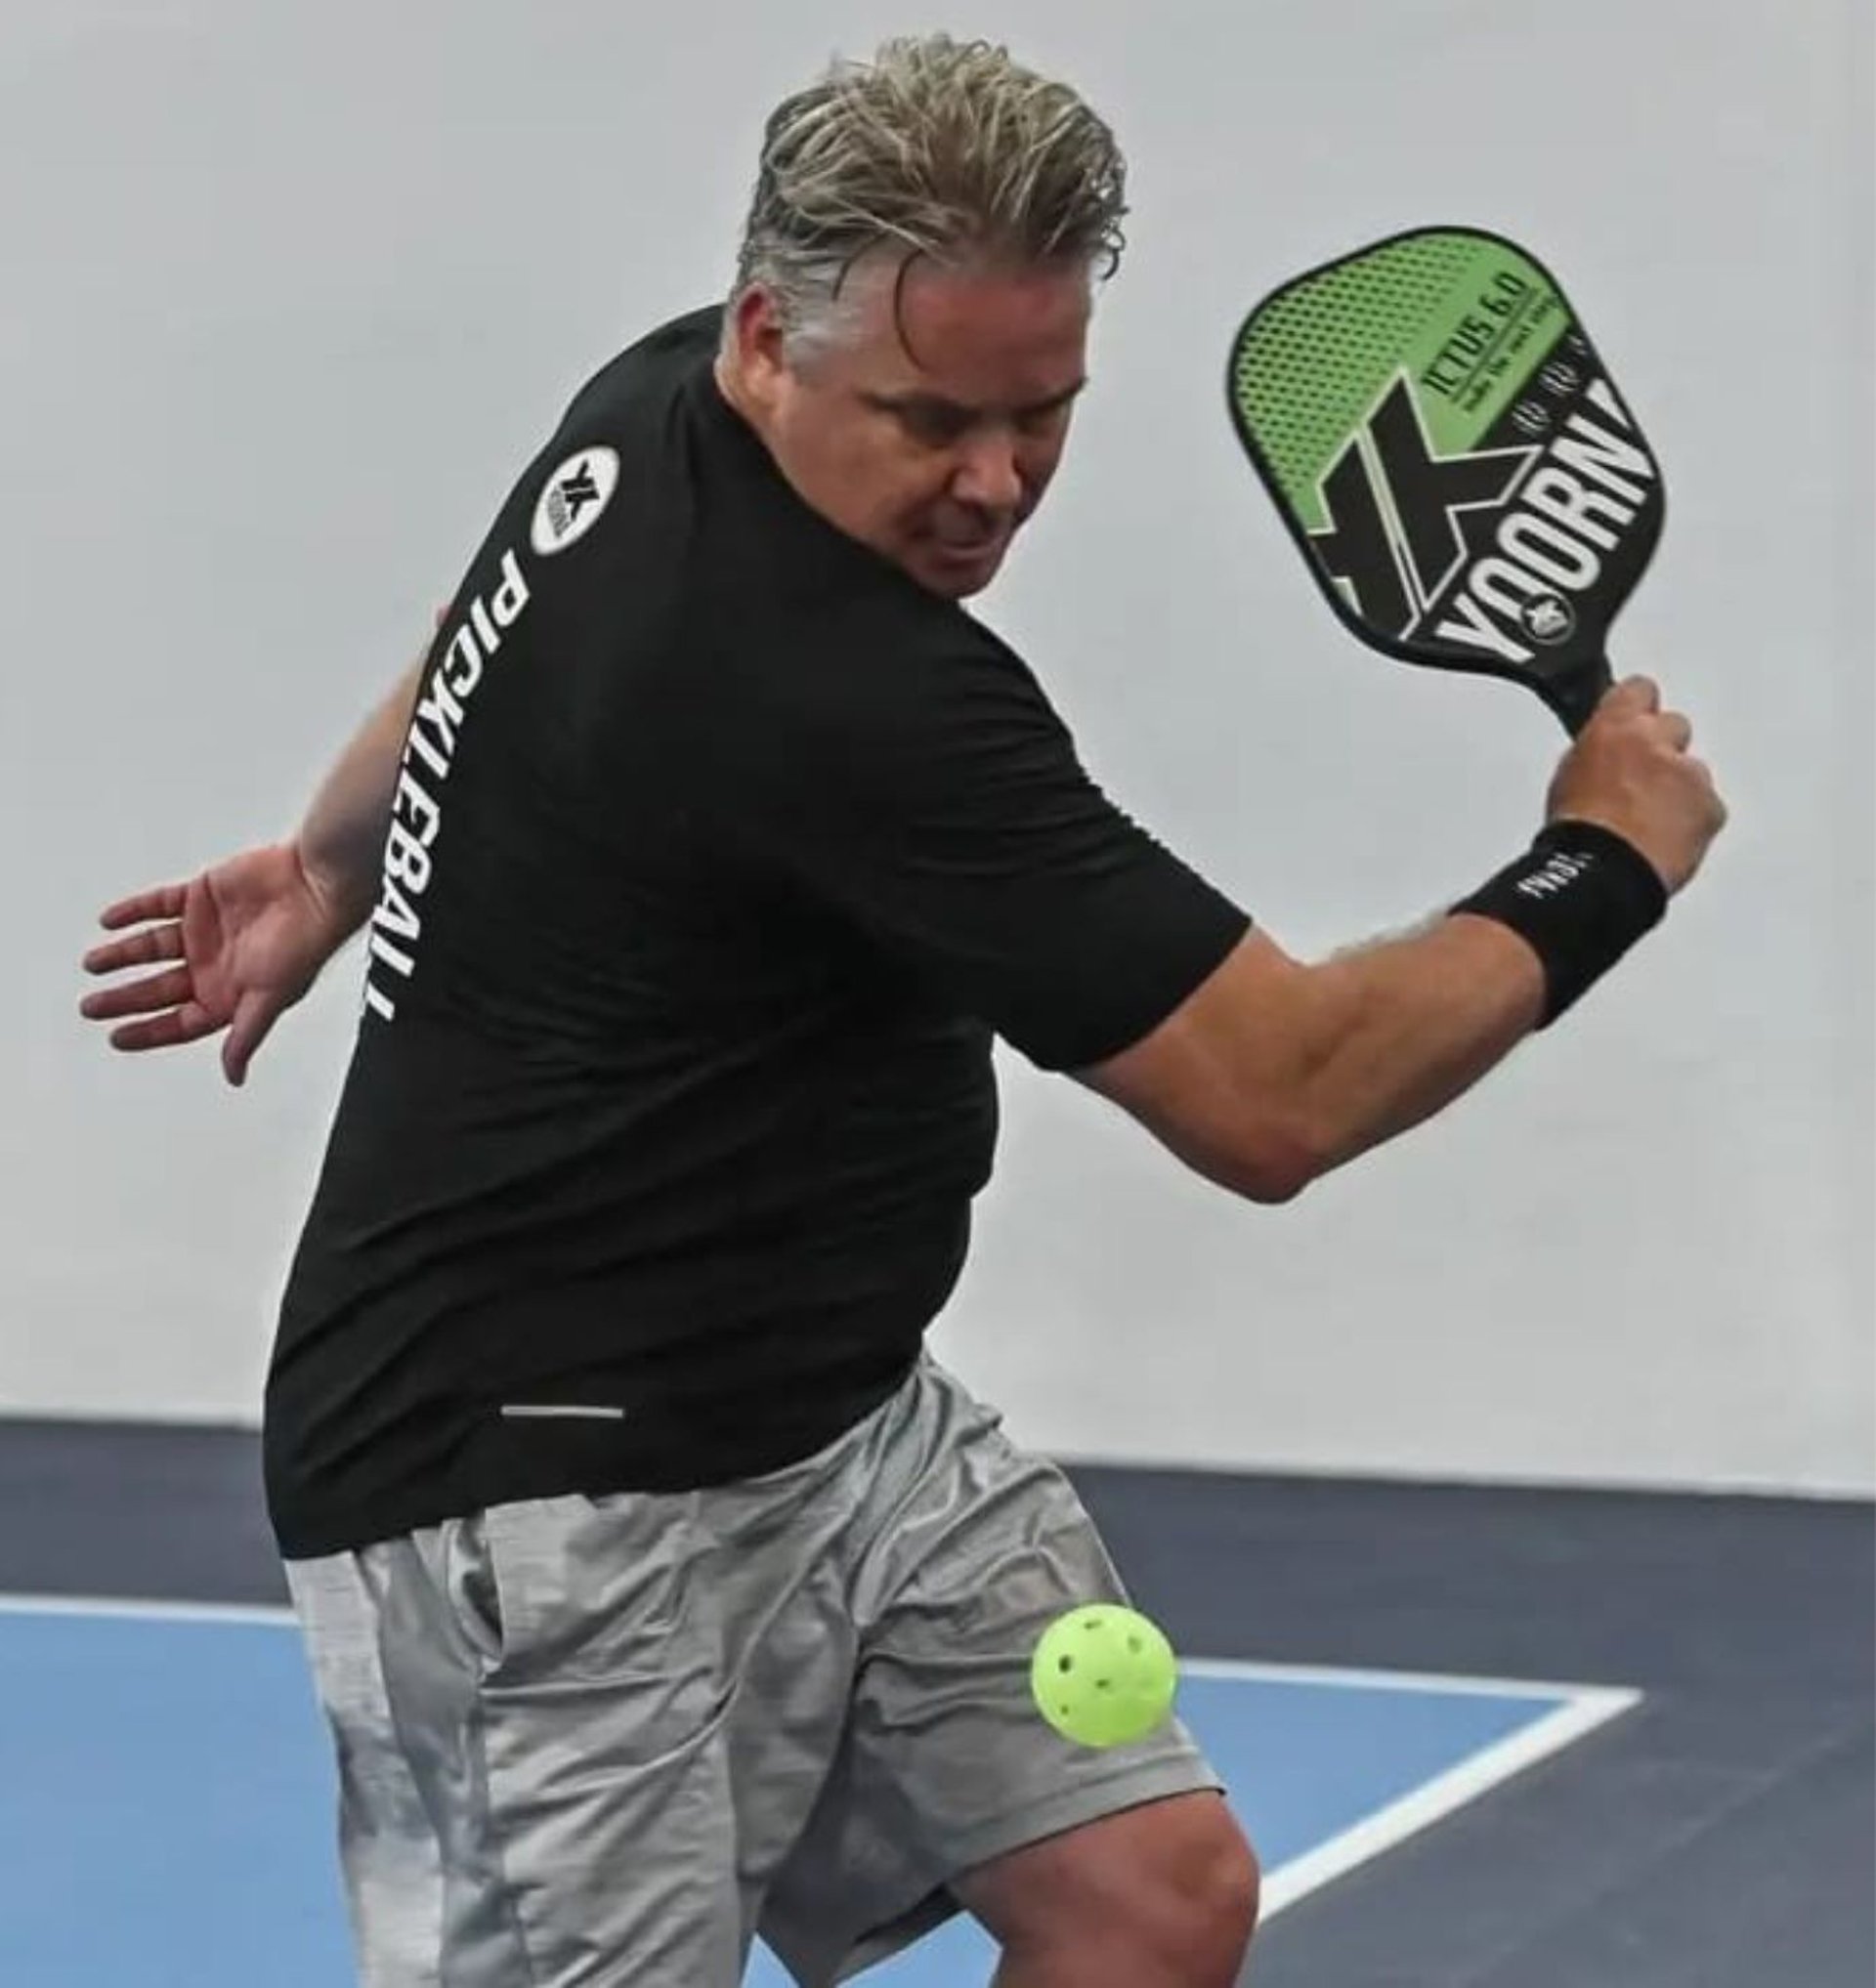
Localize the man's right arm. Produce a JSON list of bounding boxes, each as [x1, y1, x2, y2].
[[1083, 916, 1545, 1202], [1080, 675, 1727, 1203]]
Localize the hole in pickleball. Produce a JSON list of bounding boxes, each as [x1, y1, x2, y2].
[[1058, 1655, 1073, 1672], [1127, 1635, 1142, 1653], [1095, 1677, 1112, 1691]]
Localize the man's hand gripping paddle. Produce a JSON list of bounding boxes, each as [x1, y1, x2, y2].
[[1226, 227, 1663, 735]]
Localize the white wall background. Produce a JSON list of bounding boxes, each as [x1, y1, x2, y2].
[[5, 1, 1870, 1493]]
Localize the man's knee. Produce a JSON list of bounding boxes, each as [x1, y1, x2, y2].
[[1055, 1805, 1258, 1986], [962, 1793, 1260, 1987], [1152, 1812, 1259, 1985]]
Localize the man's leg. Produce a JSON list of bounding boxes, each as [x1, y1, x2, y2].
[[285, 1552, 448, 1988], [756, 1359, 1258, 1988], [290, 1490, 861, 1988], [954, 1792, 1258, 1988]]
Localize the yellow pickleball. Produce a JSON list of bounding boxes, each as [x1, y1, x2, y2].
[[1031, 1604, 1178, 1749]]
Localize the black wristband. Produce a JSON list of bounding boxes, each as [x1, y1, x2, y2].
[[1451, 820, 1668, 1027]]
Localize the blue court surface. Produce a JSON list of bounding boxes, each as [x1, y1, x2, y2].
[[0, 1597, 1636, 1987]]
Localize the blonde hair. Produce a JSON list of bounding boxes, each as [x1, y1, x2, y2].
[[731, 35, 1128, 352]]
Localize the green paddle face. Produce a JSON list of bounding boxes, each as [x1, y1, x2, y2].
[[1227, 227, 1664, 734]]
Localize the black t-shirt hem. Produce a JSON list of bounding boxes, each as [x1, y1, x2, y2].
[[269, 1356, 913, 1560]]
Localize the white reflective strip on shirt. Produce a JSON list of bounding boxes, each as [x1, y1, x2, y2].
[[498, 1404, 628, 1421]]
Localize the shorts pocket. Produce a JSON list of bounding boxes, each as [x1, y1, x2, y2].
[[440, 1510, 514, 1677]]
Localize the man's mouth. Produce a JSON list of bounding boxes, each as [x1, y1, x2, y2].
[[929, 520, 1011, 557]]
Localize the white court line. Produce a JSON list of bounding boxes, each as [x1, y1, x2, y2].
[[1249, 1682, 1642, 1919], [0, 1591, 1641, 1918], [1182, 1653, 1635, 1701], [0, 1592, 292, 1628], [1179, 1654, 1643, 1917]]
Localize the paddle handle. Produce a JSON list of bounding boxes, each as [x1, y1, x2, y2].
[[1547, 655, 1614, 737]]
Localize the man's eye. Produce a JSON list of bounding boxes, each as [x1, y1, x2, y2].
[[899, 404, 970, 445]]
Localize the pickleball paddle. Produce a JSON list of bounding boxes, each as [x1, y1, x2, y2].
[[1227, 226, 1664, 734]]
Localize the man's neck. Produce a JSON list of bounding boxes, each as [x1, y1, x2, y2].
[[711, 352, 763, 440]]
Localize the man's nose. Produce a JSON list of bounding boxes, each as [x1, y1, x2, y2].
[[950, 429, 1023, 514]]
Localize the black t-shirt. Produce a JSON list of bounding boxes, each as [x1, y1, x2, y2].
[[263, 309, 1250, 1557]]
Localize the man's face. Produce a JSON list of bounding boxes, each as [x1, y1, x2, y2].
[[723, 253, 1091, 598]]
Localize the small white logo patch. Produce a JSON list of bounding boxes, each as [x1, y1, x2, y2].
[[531, 445, 619, 556], [1522, 592, 1577, 645]]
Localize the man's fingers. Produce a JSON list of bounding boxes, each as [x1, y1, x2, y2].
[[1687, 756, 1727, 814], [107, 1006, 221, 1054], [97, 884, 187, 931], [1603, 674, 1661, 716], [79, 965, 195, 1021], [221, 992, 283, 1087], [82, 923, 184, 976], [1656, 710, 1693, 752]]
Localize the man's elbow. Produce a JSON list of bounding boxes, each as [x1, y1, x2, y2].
[[1220, 1116, 1325, 1205], [1240, 1164, 1311, 1206]]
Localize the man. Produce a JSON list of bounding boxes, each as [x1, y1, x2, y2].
[[79, 33, 1725, 1988]]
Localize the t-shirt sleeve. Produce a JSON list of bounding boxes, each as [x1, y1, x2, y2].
[[708, 621, 1252, 1072]]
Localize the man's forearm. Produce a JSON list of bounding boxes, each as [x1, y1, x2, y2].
[[1088, 676, 1715, 1205], [1288, 913, 1547, 1176], [1086, 913, 1548, 1203], [296, 656, 426, 934]]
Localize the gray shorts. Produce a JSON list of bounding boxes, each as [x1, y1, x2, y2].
[[285, 1357, 1221, 1987]]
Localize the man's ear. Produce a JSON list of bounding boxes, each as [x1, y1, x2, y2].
[[724, 285, 790, 408]]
